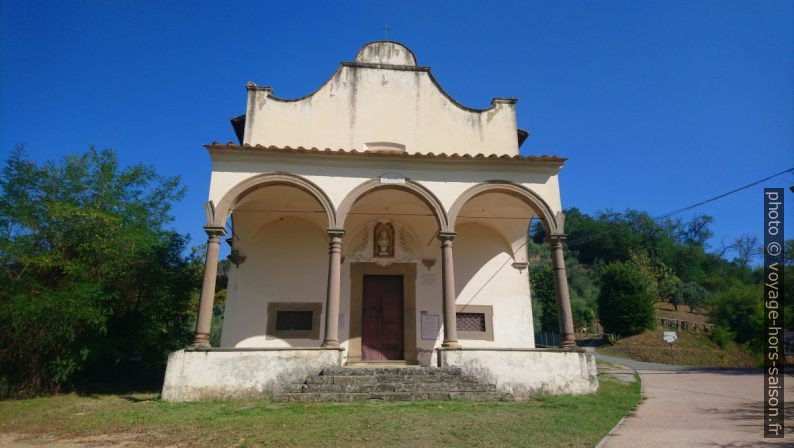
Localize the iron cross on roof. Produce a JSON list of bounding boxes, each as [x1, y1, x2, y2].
[[382, 24, 391, 40]]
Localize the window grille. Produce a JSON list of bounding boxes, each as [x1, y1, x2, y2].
[[456, 312, 486, 332], [275, 311, 313, 331]]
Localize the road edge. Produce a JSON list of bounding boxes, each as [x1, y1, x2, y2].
[[593, 361, 645, 448]]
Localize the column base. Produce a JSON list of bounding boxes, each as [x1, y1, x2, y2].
[[322, 340, 340, 349], [560, 334, 577, 349], [441, 340, 461, 348], [192, 332, 210, 348]]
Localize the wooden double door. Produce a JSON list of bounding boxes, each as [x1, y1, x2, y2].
[[361, 275, 404, 361]]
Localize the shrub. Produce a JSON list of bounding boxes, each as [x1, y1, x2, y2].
[[711, 325, 734, 349], [597, 262, 655, 337], [674, 281, 708, 311], [530, 264, 558, 332], [709, 284, 763, 351]]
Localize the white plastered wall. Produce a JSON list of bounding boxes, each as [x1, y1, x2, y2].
[[221, 217, 328, 348], [453, 223, 534, 348]]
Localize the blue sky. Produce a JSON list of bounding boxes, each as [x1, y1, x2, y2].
[[2, 1, 792, 261]]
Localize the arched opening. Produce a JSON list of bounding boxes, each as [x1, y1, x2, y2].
[[214, 179, 335, 348], [337, 179, 447, 231], [452, 222, 535, 348], [447, 182, 559, 348], [337, 180, 447, 364], [208, 173, 336, 229], [221, 216, 327, 348], [448, 182, 560, 236]]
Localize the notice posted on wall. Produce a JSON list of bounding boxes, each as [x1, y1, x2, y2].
[[421, 314, 440, 340]]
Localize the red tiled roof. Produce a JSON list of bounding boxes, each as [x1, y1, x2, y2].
[[205, 142, 566, 164]]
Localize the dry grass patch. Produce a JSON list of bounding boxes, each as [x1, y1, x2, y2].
[[599, 328, 758, 367], [654, 303, 710, 323]]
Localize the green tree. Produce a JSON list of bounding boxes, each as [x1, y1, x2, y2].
[[730, 234, 760, 268], [628, 249, 681, 304], [709, 284, 764, 350], [597, 262, 655, 336], [676, 215, 714, 247], [530, 264, 557, 333], [673, 281, 708, 311], [0, 148, 200, 396]]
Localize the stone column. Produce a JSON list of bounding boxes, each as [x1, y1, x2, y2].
[[193, 226, 227, 347], [439, 232, 460, 348], [322, 229, 345, 348], [548, 234, 576, 348]]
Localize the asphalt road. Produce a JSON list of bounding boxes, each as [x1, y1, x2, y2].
[[595, 354, 794, 448]]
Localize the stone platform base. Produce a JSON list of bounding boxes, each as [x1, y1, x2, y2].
[[161, 347, 344, 402], [438, 348, 598, 399], [161, 347, 597, 402]]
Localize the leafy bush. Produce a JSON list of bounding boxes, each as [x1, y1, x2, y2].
[[530, 264, 557, 332], [709, 284, 763, 351], [0, 148, 200, 396], [710, 325, 734, 349], [628, 249, 681, 304], [528, 241, 600, 334], [673, 281, 708, 311], [597, 262, 655, 337]]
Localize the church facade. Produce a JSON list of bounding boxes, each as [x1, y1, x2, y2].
[[162, 42, 597, 401]]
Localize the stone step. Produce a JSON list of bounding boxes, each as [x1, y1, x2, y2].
[[301, 382, 497, 393], [305, 374, 480, 385], [272, 391, 507, 403], [344, 361, 417, 368], [278, 366, 507, 402], [320, 366, 462, 376]]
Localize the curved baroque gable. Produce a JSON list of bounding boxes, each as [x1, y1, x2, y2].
[[242, 42, 520, 156]]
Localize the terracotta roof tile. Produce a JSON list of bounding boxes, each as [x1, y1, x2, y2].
[[205, 142, 567, 164]]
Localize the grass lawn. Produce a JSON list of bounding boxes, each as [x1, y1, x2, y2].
[[0, 376, 639, 448], [598, 328, 759, 367]]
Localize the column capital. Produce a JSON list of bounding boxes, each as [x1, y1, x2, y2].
[[438, 231, 457, 242], [545, 233, 567, 245], [203, 226, 227, 239], [326, 228, 345, 239]]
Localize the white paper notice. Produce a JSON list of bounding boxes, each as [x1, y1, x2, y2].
[[421, 314, 440, 340]]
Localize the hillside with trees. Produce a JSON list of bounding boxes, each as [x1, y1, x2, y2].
[[529, 208, 792, 365]]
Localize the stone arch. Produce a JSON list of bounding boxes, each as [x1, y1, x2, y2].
[[447, 181, 562, 235], [207, 172, 336, 229], [336, 179, 448, 230]]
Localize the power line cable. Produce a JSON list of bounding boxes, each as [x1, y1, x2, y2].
[[566, 167, 794, 248], [466, 167, 794, 301]]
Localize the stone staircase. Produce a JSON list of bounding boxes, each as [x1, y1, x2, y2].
[[273, 366, 508, 402]]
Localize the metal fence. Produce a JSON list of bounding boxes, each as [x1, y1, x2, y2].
[[534, 331, 560, 348]]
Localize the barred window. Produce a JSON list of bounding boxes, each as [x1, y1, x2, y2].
[[455, 305, 494, 341], [275, 311, 313, 331], [456, 313, 486, 332], [267, 302, 322, 339]]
